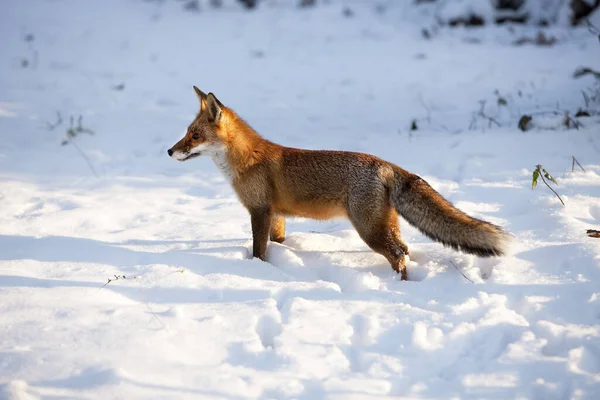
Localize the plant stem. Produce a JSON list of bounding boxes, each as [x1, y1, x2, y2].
[[449, 260, 474, 283], [68, 136, 99, 178], [539, 171, 565, 205], [572, 156, 585, 172]]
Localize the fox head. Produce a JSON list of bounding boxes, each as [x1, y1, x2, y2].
[[167, 86, 227, 162]]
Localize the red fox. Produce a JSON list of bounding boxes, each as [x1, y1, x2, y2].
[[168, 87, 511, 280]]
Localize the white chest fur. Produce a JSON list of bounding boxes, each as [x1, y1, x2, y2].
[[211, 150, 233, 181]]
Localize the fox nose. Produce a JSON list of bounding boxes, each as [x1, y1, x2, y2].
[[167, 148, 173, 156]]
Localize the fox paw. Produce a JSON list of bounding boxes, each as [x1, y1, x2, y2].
[[392, 256, 408, 280], [398, 266, 408, 281], [400, 242, 410, 256]]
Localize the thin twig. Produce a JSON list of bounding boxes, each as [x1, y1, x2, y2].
[[449, 260, 474, 283], [572, 156, 585, 172], [485, 115, 501, 128], [67, 135, 99, 178], [418, 94, 432, 123], [573, 67, 600, 79], [469, 101, 501, 130], [585, 18, 600, 35], [134, 278, 167, 330], [98, 274, 166, 329], [478, 101, 501, 128], [138, 268, 183, 329], [582, 90, 590, 108], [133, 270, 186, 330], [539, 172, 565, 205], [46, 112, 63, 130], [468, 114, 477, 130], [565, 114, 581, 130], [98, 274, 130, 290]]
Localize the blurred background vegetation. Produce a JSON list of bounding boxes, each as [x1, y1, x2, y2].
[[154, 0, 599, 26]]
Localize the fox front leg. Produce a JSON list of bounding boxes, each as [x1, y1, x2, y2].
[[250, 207, 272, 261]]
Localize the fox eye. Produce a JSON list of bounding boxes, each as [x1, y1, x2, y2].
[[192, 133, 200, 140]]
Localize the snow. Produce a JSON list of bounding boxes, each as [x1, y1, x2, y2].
[[1, 0, 600, 399]]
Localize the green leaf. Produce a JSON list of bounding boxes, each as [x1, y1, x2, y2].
[[532, 169, 539, 189], [542, 168, 558, 185]]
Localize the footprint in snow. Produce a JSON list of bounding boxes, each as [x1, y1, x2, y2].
[[339, 314, 380, 373], [255, 314, 283, 349], [589, 204, 600, 221], [17, 198, 79, 219], [350, 314, 376, 347], [472, 256, 499, 281]]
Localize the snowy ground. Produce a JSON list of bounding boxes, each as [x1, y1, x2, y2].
[[1, 0, 600, 399]]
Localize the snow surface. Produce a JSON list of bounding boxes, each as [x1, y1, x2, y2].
[[1, 0, 600, 399]]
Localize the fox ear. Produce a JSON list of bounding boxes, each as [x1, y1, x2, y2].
[[193, 86, 208, 110], [206, 93, 223, 123]]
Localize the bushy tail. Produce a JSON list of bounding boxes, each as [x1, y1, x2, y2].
[[389, 167, 512, 257]]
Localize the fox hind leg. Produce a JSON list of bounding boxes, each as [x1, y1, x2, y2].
[[358, 216, 409, 280], [270, 215, 286, 243], [348, 199, 409, 280]]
